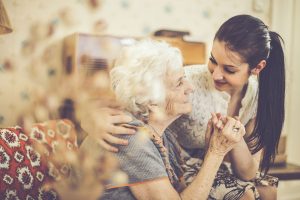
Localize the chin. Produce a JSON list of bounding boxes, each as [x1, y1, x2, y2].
[[168, 103, 192, 117], [186, 107, 192, 114], [214, 84, 228, 92], [180, 104, 192, 115]]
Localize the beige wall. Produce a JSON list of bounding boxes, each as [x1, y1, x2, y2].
[[271, 0, 300, 165], [0, 0, 271, 127], [287, 0, 300, 165]]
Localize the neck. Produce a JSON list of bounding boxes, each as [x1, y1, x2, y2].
[[227, 83, 248, 117], [148, 114, 178, 137], [229, 83, 248, 98]]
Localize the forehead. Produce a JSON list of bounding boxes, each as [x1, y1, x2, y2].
[[166, 68, 184, 83], [212, 40, 246, 67]]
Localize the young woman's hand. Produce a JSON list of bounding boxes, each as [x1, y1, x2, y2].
[[80, 107, 136, 152]]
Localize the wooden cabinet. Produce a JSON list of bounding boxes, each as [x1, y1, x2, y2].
[[63, 33, 136, 76], [63, 33, 206, 77]]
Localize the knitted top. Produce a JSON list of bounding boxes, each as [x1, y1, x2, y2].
[[169, 65, 258, 149]]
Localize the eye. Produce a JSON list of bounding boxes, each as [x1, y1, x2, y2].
[[176, 80, 183, 87], [209, 57, 217, 65], [224, 67, 236, 74], [176, 76, 186, 87]]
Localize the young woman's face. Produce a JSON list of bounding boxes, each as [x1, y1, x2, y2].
[[208, 40, 251, 95], [164, 68, 193, 117]]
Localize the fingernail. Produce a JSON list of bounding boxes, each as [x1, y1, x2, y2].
[[123, 140, 129, 145], [130, 129, 136, 134], [113, 148, 118, 152]]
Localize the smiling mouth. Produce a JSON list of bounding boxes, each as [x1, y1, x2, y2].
[[214, 81, 226, 86]]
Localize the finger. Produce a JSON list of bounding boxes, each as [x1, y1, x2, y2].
[[238, 127, 246, 137], [97, 139, 119, 152], [110, 115, 133, 124], [107, 108, 127, 116], [233, 121, 244, 134], [216, 113, 222, 119], [205, 120, 213, 142], [223, 117, 236, 135], [234, 120, 242, 128], [103, 133, 129, 145], [211, 113, 218, 125], [233, 120, 240, 129], [225, 119, 244, 142], [220, 116, 228, 124], [108, 124, 136, 134], [234, 116, 240, 120], [216, 119, 223, 129], [237, 122, 246, 136]]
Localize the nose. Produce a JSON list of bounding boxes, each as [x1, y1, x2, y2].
[[212, 66, 224, 81]]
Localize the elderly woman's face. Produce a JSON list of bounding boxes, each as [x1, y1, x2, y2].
[[164, 68, 193, 116]]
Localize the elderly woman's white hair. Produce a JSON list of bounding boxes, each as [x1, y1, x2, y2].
[[110, 39, 183, 121]]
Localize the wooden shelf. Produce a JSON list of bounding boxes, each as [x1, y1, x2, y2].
[[269, 163, 300, 180]]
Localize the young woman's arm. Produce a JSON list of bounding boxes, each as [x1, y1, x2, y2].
[[80, 106, 135, 152], [228, 118, 262, 181]]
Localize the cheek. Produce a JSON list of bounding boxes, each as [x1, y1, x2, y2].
[[226, 75, 248, 87], [165, 92, 191, 115], [165, 96, 175, 115], [165, 90, 184, 115]]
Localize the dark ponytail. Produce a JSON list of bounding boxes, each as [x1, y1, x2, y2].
[[214, 15, 285, 174], [253, 31, 285, 174]]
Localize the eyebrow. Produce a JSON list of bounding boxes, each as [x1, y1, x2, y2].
[[210, 53, 217, 64], [211, 52, 237, 69]]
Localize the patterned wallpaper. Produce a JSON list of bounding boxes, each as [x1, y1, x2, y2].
[[0, 0, 271, 127]]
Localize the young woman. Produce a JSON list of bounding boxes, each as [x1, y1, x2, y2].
[[82, 15, 285, 199], [169, 14, 284, 199]]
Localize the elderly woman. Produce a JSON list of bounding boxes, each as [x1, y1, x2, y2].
[[81, 40, 245, 200]]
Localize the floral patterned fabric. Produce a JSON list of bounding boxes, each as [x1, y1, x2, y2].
[[0, 119, 78, 200], [182, 150, 278, 200]]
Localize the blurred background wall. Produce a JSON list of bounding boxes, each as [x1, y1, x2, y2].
[[0, 0, 271, 126]]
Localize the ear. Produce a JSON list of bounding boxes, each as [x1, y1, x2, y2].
[[251, 60, 266, 75]]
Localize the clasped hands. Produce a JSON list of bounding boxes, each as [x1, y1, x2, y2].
[[205, 113, 245, 157]]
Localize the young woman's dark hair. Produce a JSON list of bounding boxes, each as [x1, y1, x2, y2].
[[214, 14, 285, 174]]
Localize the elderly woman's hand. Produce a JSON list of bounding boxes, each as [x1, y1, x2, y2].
[[206, 113, 245, 157], [80, 106, 136, 152]]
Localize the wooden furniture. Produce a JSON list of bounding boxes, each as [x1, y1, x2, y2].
[[269, 135, 300, 180], [273, 135, 288, 165], [269, 163, 300, 180], [63, 33, 206, 76], [152, 36, 206, 65], [152, 29, 206, 65], [63, 33, 136, 75]]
